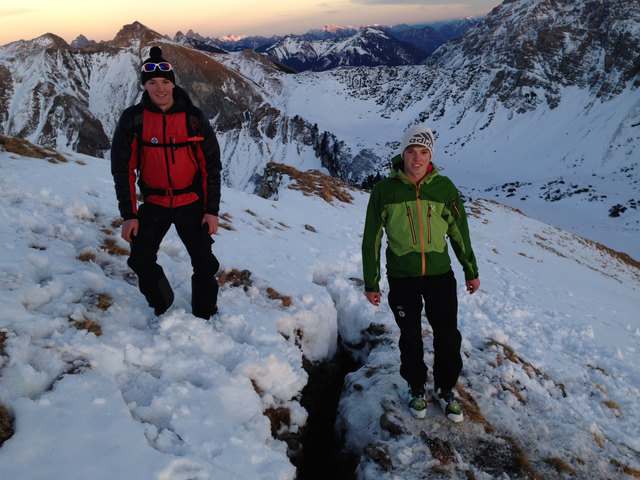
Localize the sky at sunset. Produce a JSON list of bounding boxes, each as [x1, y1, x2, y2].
[[0, 0, 501, 45]]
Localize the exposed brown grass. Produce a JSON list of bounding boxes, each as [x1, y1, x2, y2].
[[217, 269, 291, 307], [94, 293, 113, 311], [499, 435, 544, 480], [0, 134, 68, 163], [423, 436, 456, 465], [611, 459, 640, 478], [218, 212, 235, 231], [465, 200, 486, 218], [585, 238, 640, 273], [101, 237, 129, 256], [0, 401, 14, 447], [603, 399, 623, 418], [0, 331, 7, 357], [266, 287, 292, 308], [217, 268, 253, 290], [544, 457, 576, 476], [264, 406, 291, 436], [592, 430, 605, 448], [77, 251, 97, 262], [457, 383, 495, 432], [71, 314, 103, 336], [266, 162, 357, 204], [457, 383, 543, 479], [487, 338, 567, 398]]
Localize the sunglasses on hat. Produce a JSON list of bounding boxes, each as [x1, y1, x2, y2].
[[141, 62, 172, 72]]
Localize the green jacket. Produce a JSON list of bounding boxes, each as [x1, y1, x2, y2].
[[362, 155, 478, 292]]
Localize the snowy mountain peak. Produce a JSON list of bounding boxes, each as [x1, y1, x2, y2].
[[262, 24, 428, 71], [431, 0, 640, 100], [0, 32, 68, 53]]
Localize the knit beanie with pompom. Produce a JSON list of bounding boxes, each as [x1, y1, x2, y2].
[[140, 46, 175, 85]]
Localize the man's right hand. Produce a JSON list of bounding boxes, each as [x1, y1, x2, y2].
[[121, 218, 139, 243], [365, 291, 381, 307]]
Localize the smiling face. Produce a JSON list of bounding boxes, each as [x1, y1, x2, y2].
[[402, 144, 432, 184], [144, 78, 175, 112]]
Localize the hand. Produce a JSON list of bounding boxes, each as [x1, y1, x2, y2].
[[365, 291, 381, 307], [121, 218, 139, 243], [202, 214, 219, 235], [466, 278, 480, 295]]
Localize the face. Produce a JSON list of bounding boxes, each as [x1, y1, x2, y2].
[[403, 145, 432, 182], [144, 78, 175, 112]]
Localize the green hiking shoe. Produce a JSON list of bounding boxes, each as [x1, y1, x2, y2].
[[408, 387, 427, 419], [433, 388, 464, 423]]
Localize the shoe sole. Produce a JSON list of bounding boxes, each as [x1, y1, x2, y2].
[[445, 410, 464, 423], [409, 407, 427, 419]]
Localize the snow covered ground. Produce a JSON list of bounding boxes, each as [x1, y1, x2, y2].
[[0, 140, 639, 479]]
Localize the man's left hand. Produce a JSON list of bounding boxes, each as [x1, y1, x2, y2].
[[202, 214, 219, 235], [466, 278, 480, 295]]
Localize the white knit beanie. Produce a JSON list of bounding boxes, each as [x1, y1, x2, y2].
[[400, 126, 434, 157]]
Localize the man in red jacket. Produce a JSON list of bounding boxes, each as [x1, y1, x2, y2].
[[111, 46, 222, 321]]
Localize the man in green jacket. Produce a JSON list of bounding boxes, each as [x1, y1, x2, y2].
[[362, 125, 480, 422]]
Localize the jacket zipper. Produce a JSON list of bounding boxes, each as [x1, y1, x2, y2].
[[162, 114, 175, 208], [451, 198, 461, 218], [416, 188, 426, 276], [406, 203, 417, 245], [427, 203, 432, 244]]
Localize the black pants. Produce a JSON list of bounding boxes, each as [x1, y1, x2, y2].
[[128, 201, 219, 319], [388, 271, 462, 392]]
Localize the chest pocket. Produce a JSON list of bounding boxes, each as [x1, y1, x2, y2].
[[384, 200, 449, 255]]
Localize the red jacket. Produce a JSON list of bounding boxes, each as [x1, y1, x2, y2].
[[111, 86, 221, 219]]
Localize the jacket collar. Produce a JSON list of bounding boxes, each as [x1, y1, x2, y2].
[[390, 154, 438, 186]]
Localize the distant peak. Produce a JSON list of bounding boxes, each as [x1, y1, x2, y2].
[[71, 34, 96, 49], [112, 21, 165, 47]]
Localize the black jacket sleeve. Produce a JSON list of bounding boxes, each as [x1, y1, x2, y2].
[[197, 110, 222, 216], [110, 106, 138, 220]]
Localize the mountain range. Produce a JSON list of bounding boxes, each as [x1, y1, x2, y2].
[[173, 19, 480, 71], [0, 0, 638, 259]]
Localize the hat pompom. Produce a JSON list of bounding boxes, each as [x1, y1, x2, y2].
[[149, 46, 163, 58]]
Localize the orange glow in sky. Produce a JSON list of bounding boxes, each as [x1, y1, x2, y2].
[[0, 1, 500, 46]]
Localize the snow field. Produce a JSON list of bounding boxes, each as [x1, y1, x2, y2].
[[0, 142, 639, 479], [0, 150, 368, 479]]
